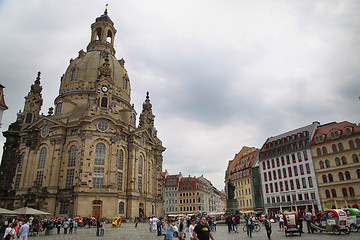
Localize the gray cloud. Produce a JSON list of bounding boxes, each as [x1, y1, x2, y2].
[[0, 0, 359, 190]]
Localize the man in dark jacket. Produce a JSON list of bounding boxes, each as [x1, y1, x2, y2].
[[245, 214, 254, 237]]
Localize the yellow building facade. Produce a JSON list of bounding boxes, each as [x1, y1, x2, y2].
[[0, 10, 165, 220], [311, 121, 360, 210], [227, 146, 258, 212]]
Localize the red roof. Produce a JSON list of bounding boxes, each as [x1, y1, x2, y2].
[[231, 149, 259, 174], [311, 121, 360, 144], [164, 174, 182, 187], [179, 177, 202, 191]]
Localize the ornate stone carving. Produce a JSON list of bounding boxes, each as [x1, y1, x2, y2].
[[98, 56, 111, 78]]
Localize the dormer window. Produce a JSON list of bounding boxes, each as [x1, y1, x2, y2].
[[345, 127, 352, 135], [315, 135, 324, 143], [331, 130, 340, 139]]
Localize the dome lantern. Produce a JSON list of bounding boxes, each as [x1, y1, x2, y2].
[[87, 9, 117, 54]]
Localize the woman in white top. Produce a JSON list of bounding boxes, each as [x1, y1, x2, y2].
[[3, 224, 12, 239], [188, 219, 196, 240]]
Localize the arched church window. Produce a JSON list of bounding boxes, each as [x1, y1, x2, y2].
[[70, 69, 76, 81], [68, 145, 77, 167], [18, 153, 25, 172], [95, 28, 102, 41], [101, 97, 108, 108], [138, 155, 143, 174], [25, 113, 32, 123], [124, 78, 128, 89], [38, 147, 47, 169], [131, 113, 136, 126], [55, 102, 63, 115], [95, 143, 105, 165], [118, 150, 124, 170], [106, 30, 112, 43], [117, 172, 123, 191], [119, 202, 124, 214]]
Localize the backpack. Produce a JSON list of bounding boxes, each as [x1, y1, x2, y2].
[[264, 220, 270, 229], [4, 233, 11, 240]]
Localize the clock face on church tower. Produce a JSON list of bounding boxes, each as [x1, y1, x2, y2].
[[101, 85, 108, 93]]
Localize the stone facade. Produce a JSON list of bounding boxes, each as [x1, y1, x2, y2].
[[311, 121, 360, 210], [0, 10, 165, 220]]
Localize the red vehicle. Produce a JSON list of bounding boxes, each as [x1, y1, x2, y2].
[[311, 209, 350, 235], [283, 212, 301, 237]]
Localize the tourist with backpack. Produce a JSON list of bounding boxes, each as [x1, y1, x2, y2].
[[263, 215, 272, 239], [245, 214, 254, 237]]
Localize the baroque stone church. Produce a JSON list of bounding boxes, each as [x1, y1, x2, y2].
[[0, 9, 165, 219]]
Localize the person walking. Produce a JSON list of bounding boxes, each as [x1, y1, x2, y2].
[[152, 216, 158, 233], [234, 215, 240, 233], [225, 216, 232, 233], [165, 220, 175, 240], [135, 217, 139, 227], [263, 216, 272, 239], [193, 217, 215, 240], [74, 220, 78, 233], [149, 217, 153, 233], [278, 212, 284, 231], [17, 220, 30, 240], [305, 210, 313, 233], [69, 219, 74, 234], [56, 219, 62, 234], [298, 212, 304, 233], [63, 219, 69, 234], [100, 219, 105, 236], [178, 218, 185, 240], [3, 223, 13, 240], [157, 217, 163, 236], [245, 214, 254, 238], [188, 219, 196, 240]]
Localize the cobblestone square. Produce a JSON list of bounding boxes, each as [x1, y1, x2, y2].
[[28, 222, 359, 240]]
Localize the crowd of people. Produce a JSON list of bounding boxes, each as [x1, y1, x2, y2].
[[1, 210, 319, 240], [224, 213, 272, 239], [1, 216, 108, 239], [146, 214, 216, 240]]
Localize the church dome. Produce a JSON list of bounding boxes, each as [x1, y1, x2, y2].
[[56, 10, 132, 113], [59, 50, 131, 103]]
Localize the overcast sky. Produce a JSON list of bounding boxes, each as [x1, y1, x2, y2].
[[0, 0, 359, 190]]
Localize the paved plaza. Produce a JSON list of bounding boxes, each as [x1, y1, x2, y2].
[[29, 222, 359, 240]]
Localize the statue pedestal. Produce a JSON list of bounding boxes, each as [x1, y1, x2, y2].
[[225, 199, 239, 216]]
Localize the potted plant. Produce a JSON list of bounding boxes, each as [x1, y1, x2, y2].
[[45, 224, 54, 235]]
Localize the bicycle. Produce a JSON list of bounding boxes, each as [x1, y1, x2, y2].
[[243, 223, 261, 232]]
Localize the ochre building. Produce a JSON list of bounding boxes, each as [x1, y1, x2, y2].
[[0, 10, 165, 220], [229, 147, 258, 213], [311, 121, 360, 210]]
